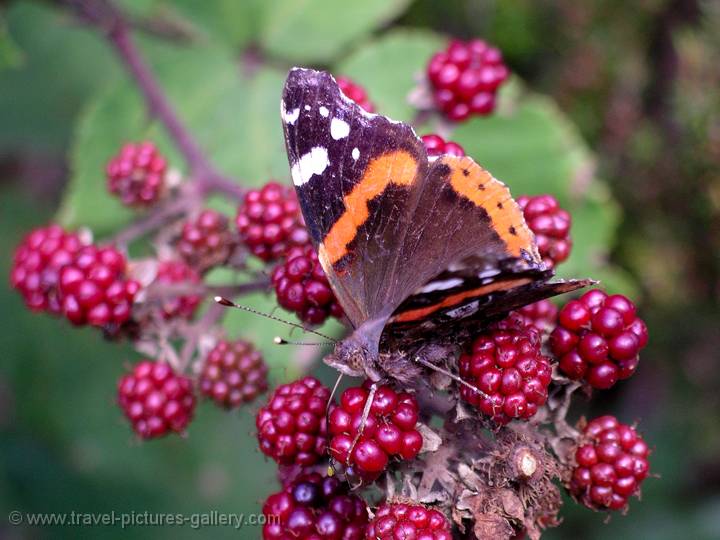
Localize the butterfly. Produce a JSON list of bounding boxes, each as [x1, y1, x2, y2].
[[281, 68, 589, 380]]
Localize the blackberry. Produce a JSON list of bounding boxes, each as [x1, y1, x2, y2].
[[236, 181, 310, 262], [570, 415, 650, 511], [514, 299, 558, 335], [10, 224, 87, 313], [262, 472, 368, 539], [271, 245, 343, 325], [517, 194, 572, 268], [421, 133, 466, 157], [58, 245, 140, 328], [427, 38, 509, 121], [328, 383, 423, 482], [199, 339, 268, 409], [550, 289, 648, 389], [178, 209, 234, 270], [366, 501, 452, 540], [337, 75, 375, 113], [106, 141, 167, 207], [154, 260, 202, 320], [117, 360, 196, 439], [256, 376, 331, 466], [459, 314, 552, 424]]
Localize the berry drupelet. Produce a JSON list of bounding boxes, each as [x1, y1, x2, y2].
[[199, 339, 268, 409], [517, 194, 572, 268], [421, 133, 465, 157], [178, 209, 234, 270], [106, 141, 167, 207], [57, 244, 140, 328], [271, 245, 344, 325], [117, 360, 196, 439], [262, 472, 368, 540], [328, 383, 423, 482], [10, 224, 87, 313], [551, 289, 648, 389], [459, 314, 552, 424], [570, 415, 650, 511], [427, 38, 509, 121], [256, 376, 332, 467], [336, 75, 375, 113], [366, 501, 452, 540], [154, 259, 202, 320], [236, 181, 310, 262], [514, 299, 559, 335]]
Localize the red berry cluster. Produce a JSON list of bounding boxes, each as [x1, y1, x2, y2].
[[421, 133, 465, 157], [271, 245, 343, 325], [256, 377, 331, 466], [262, 473, 368, 540], [427, 38, 509, 121], [517, 194, 572, 268], [154, 260, 201, 320], [236, 181, 310, 262], [336, 75, 375, 113], [117, 361, 196, 439], [570, 415, 650, 511], [199, 339, 268, 409], [178, 209, 234, 270], [328, 384, 422, 482], [106, 141, 167, 207], [551, 289, 648, 389], [366, 501, 452, 540], [514, 299, 558, 335], [58, 245, 140, 328], [10, 224, 87, 313], [459, 315, 552, 424]]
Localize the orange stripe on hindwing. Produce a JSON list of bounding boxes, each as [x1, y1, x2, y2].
[[391, 278, 533, 324], [443, 156, 538, 260], [319, 150, 418, 266]]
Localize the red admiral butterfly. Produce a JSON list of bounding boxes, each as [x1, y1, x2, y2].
[[281, 68, 590, 380]]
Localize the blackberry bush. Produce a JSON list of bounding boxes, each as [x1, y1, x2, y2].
[[106, 141, 167, 207]]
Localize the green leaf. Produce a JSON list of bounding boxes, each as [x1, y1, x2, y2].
[[59, 38, 289, 234], [0, 16, 23, 70], [336, 28, 445, 122], [259, 0, 414, 64]]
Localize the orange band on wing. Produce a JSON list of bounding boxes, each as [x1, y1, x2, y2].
[[390, 278, 533, 324], [444, 156, 537, 259], [320, 150, 418, 266]]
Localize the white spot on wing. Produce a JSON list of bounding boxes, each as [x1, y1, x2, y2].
[[330, 118, 350, 140], [304, 105, 311, 111], [319, 106, 329, 117], [418, 278, 463, 293], [352, 148, 360, 160], [281, 102, 300, 125], [290, 147, 329, 186]]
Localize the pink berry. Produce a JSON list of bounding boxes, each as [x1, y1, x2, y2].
[[517, 194, 572, 269], [106, 141, 167, 207]]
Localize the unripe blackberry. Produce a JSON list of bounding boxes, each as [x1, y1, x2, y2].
[[262, 472, 368, 540], [256, 376, 331, 467], [236, 181, 310, 262], [106, 141, 167, 207], [328, 383, 423, 482], [117, 360, 196, 439], [550, 289, 648, 389], [459, 314, 552, 424], [366, 501, 452, 540], [514, 299, 558, 335], [517, 194, 572, 268], [336, 76, 375, 113], [426, 38, 509, 121], [10, 224, 87, 313], [570, 415, 650, 511], [178, 209, 234, 270], [57, 245, 140, 328], [199, 339, 268, 409], [421, 133, 466, 158], [154, 260, 201, 320], [271, 245, 343, 325]]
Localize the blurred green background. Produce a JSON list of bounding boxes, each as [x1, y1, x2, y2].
[[1, 0, 719, 538]]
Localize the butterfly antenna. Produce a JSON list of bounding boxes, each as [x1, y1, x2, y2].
[[413, 356, 490, 400], [327, 372, 344, 414], [273, 336, 335, 347], [214, 296, 337, 343]]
